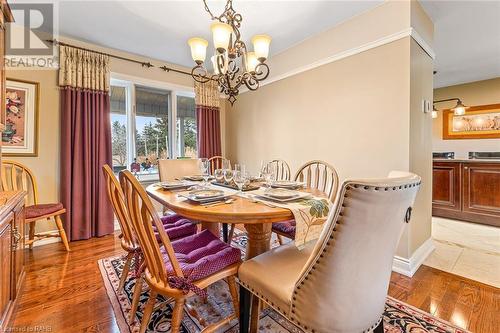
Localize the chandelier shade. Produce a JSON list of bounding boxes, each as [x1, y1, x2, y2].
[[211, 22, 233, 52], [251, 35, 272, 61], [188, 37, 208, 64]]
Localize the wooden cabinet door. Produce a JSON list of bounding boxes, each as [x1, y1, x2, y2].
[[0, 214, 13, 329], [11, 203, 25, 298], [432, 162, 461, 211], [462, 163, 500, 227]]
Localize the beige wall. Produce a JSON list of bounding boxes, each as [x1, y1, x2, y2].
[[226, 1, 434, 264], [5, 37, 203, 233], [433, 78, 500, 158], [226, 37, 411, 179], [226, 36, 433, 261]]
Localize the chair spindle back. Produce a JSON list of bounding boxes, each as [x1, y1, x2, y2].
[[267, 159, 291, 181], [1, 160, 38, 206], [208, 156, 230, 175], [119, 170, 183, 286], [294, 160, 339, 202], [102, 164, 137, 250]]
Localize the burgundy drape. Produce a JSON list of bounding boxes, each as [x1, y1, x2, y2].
[[196, 105, 222, 158], [60, 87, 114, 241]]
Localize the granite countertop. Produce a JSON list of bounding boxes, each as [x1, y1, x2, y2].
[[433, 158, 500, 163]]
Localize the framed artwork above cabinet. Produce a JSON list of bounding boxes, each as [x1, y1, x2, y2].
[[443, 103, 500, 140]]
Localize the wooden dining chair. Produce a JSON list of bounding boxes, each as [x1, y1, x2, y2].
[[119, 169, 241, 333], [239, 172, 422, 333], [208, 155, 230, 175], [1, 160, 70, 251], [103, 164, 197, 292], [158, 158, 201, 181], [272, 160, 339, 244], [266, 159, 291, 181]]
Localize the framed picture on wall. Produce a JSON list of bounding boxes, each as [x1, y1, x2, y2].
[[3, 78, 39, 156], [443, 103, 500, 140]]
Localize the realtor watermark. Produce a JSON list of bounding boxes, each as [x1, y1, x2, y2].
[[5, 2, 58, 69], [3, 326, 52, 332]]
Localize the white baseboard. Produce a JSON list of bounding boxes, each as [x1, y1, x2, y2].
[[392, 238, 435, 277]]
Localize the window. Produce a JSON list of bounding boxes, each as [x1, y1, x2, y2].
[[110, 77, 196, 181], [176, 94, 197, 158]]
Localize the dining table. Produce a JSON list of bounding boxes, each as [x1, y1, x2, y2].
[[146, 183, 325, 259]]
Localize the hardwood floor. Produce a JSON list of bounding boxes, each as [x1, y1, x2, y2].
[[9, 233, 500, 333]]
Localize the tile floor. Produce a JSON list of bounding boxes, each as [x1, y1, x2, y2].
[[424, 217, 500, 288]]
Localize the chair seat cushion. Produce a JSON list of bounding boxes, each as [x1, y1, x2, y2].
[[165, 229, 241, 282], [272, 219, 296, 238], [238, 241, 315, 315], [26, 203, 64, 219], [154, 214, 197, 241]]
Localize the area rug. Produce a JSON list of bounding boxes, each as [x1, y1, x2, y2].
[[98, 231, 468, 333]]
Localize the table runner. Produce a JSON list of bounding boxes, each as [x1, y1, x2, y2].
[[248, 189, 332, 249]]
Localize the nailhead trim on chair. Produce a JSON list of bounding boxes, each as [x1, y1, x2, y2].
[[288, 180, 421, 333]]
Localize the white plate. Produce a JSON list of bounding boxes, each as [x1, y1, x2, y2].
[[183, 175, 215, 181], [271, 181, 304, 189], [190, 189, 224, 199], [160, 180, 194, 190], [257, 190, 311, 203]]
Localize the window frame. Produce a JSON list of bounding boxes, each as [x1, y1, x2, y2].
[[110, 73, 196, 179]]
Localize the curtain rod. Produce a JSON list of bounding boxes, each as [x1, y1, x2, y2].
[[46, 39, 195, 77]]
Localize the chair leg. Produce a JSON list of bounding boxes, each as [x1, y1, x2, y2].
[[139, 290, 157, 333], [277, 234, 284, 245], [28, 221, 36, 249], [250, 295, 261, 333], [119, 252, 133, 290], [171, 297, 186, 333], [129, 276, 143, 324], [54, 215, 70, 251], [222, 223, 229, 243], [239, 285, 251, 333], [373, 319, 384, 333], [227, 276, 239, 318], [227, 224, 235, 244]]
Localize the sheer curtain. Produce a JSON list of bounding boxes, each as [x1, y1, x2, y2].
[[59, 45, 114, 240], [195, 80, 222, 158]]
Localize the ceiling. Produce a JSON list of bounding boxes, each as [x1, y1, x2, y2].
[[420, 0, 500, 88], [51, 0, 383, 68], [12, 1, 500, 88]]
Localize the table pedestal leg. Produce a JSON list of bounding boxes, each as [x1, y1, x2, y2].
[[244, 223, 272, 260], [201, 222, 220, 237]]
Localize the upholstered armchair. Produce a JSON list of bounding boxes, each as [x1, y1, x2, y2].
[[238, 171, 421, 333]]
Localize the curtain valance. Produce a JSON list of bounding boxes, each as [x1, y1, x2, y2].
[[195, 80, 220, 108], [58, 45, 110, 92]]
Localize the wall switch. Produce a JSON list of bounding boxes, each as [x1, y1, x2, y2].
[[422, 100, 431, 113]]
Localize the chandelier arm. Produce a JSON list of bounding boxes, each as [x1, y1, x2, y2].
[[191, 65, 211, 83], [202, 0, 232, 22], [254, 63, 270, 81]]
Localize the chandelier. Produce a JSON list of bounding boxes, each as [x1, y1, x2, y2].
[[187, 0, 271, 105]]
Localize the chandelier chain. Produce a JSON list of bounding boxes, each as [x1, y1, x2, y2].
[[202, 0, 233, 22]]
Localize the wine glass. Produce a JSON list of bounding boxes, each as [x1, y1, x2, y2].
[[214, 169, 224, 183], [222, 159, 231, 171], [224, 169, 234, 185], [233, 170, 247, 193], [199, 158, 210, 186], [260, 162, 275, 191]]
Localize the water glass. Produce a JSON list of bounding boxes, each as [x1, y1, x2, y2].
[[224, 169, 234, 185], [214, 169, 225, 183], [199, 158, 210, 186], [234, 170, 246, 193]]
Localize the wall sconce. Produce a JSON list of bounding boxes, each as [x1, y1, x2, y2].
[[433, 98, 468, 117], [431, 105, 438, 119]]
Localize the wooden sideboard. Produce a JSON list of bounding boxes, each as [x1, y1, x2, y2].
[[0, 191, 25, 331], [432, 160, 500, 227]]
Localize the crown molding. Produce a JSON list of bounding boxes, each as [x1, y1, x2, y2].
[[237, 26, 435, 96]]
